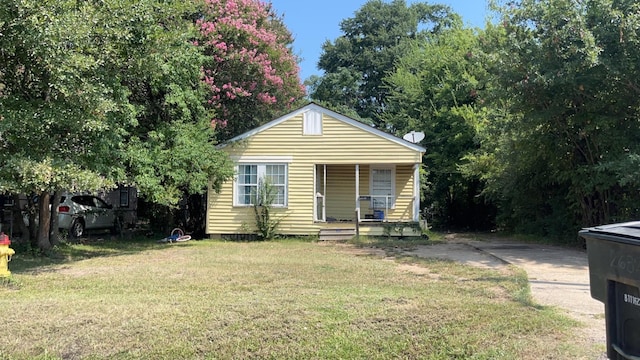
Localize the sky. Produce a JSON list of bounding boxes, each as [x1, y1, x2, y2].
[[268, 0, 491, 82]]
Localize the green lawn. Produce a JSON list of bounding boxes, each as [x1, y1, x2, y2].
[[0, 238, 597, 359]]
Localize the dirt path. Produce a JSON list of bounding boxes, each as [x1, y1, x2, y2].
[[402, 235, 607, 359]]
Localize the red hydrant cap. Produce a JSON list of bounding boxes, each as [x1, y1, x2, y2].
[[0, 232, 10, 245]]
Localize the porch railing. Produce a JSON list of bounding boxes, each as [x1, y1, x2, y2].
[[356, 195, 414, 222]]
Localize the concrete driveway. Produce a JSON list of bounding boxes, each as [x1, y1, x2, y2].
[[469, 240, 603, 318], [403, 234, 607, 358]]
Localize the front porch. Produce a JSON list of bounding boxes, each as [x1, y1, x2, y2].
[[313, 162, 422, 240], [313, 163, 421, 222]]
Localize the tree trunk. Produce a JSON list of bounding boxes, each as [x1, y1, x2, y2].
[[12, 194, 30, 244], [37, 192, 52, 251], [27, 195, 38, 249], [50, 191, 62, 246]]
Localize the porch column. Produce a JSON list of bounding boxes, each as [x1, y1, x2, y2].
[[413, 164, 420, 222], [355, 164, 360, 221]]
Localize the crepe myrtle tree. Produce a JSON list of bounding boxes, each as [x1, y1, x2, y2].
[[196, 0, 306, 140]]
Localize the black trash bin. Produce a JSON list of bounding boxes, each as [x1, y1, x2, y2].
[[580, 221, 640, 360]]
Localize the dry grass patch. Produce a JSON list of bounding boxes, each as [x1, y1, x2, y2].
[[0, 239, 597, 359]]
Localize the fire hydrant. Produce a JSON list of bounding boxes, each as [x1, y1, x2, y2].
[[0, 232, 15, 277]]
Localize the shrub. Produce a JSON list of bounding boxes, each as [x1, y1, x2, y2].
[[253, 181, 282, 240]]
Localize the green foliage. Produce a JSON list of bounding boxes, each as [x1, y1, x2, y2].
[[463, 0, 640, 237], [252, 181, 282, 240], [0, 0, 234, 250], [111, 0, 234, 206], [309, 0, 495, 231], [310, 0, 460, 127], [0, 0, 132, 194], [381, 221, 423, 238], [383, 26, 495, 230]]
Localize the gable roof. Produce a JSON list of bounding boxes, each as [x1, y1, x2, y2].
[[220, 102, 426, 153]]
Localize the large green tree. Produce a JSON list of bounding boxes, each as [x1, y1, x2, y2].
[[465, 0, 640, 238], [117, 0, 234, 206], [0, 0, 131, 250], [0, 0, 233, 250], [308, 0, 460, 127], [383, 26, 495, 229]]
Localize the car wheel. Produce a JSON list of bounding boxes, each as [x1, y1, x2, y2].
[[69, 219, 85, 238]]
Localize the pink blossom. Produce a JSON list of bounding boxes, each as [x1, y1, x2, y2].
[[210, 118, 229, 129], [215, 42, 228, 51], [257, 92, 277, 104], [198, 0, 306, 134]]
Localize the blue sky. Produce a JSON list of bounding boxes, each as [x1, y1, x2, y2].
[[268, 0, 491, 82]]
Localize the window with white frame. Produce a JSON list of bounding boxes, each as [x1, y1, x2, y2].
[[237, 164, 258, 205], [265, 164, 286, 205], [370, 166, 395, 209], [235, 164, 288, 207], [303, 109, 322, 135]]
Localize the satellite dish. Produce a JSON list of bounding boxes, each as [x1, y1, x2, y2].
[[403, 131, 425, 144]]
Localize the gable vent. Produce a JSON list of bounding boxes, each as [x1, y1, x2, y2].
[[303, 110, 322, 135]]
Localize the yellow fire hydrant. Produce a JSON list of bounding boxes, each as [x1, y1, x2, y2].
[[0, 232, 15, 277]]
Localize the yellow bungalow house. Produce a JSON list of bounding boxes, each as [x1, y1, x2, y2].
[[206, 103, 425, 239]]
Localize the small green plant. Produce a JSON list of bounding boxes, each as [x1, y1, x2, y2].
[[382, 222, 422, 238], [253, 181, 282, 240], [0, 276, 20, 290], [240, 221, 251, 233]]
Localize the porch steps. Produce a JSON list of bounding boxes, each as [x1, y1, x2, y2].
[[318, 228, 356, 241]]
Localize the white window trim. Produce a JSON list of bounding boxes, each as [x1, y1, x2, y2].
[[369, 165, 396, 210], [233, 163, 288, 208]]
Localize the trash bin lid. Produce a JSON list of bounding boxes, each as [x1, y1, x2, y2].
[[580, 221, 640, 245]]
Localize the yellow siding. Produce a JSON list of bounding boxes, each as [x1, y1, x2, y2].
[[326, 165, 356, 221], [392, 165, 415, 221], [207, 111, 422, 236], [226, 114, 422, 163]]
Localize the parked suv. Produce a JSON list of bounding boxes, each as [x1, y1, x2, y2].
[[57, 195, 118, 238], [23, 194, 119, 238]]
